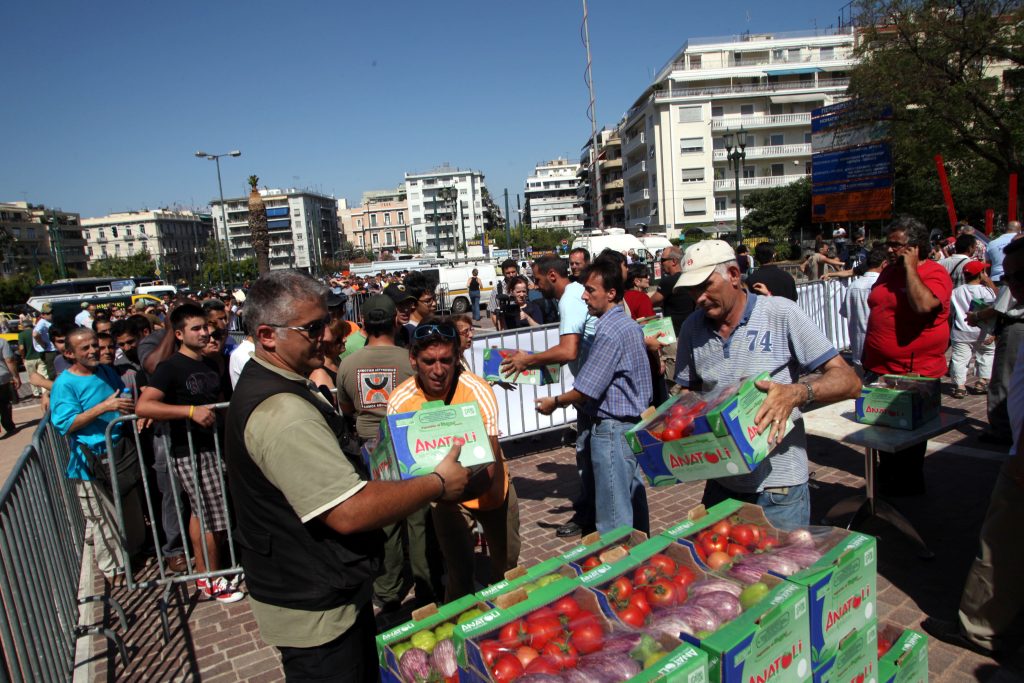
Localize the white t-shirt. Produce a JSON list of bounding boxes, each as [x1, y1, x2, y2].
[[950, 283, 996, 343], [839, 271, 879, 366], [939, 254, 972, 288], [229, 338, 256, 389], [74, 310, 94, 328]]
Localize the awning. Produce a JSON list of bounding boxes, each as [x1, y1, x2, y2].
[[764, 67, 822, 76], [770, 94, 826, 104]]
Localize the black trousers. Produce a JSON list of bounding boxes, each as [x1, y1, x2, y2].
[[0, 382, 15, 433], [277, 602, 379, 682]]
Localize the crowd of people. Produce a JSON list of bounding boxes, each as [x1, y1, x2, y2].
[[25, 214, 1024, 677]]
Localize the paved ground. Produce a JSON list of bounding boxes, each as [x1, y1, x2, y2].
[[62, 376, 1022, 683]]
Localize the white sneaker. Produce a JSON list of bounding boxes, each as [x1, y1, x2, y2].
[[202, 577, 245, 604]]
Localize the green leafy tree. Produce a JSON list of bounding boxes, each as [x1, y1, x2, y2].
[[741, 178, 814, 245], [850, 0, 1024, 224], [486, 228, 574, 253], [248, 174, 270, 275], [0, 274, 35, 309], [89, 250, 158, 278]]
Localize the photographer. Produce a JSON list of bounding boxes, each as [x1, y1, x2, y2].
[[501, 276, 545, 329], [489, 259, 521, 330]]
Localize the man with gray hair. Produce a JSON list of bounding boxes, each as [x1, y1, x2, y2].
[[987, 220, 1021, 287], [673, 240, 860, 528], [224, 270, 470, 679]]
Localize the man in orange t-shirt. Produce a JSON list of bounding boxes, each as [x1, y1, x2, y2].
[[388, 320, 520, 601]]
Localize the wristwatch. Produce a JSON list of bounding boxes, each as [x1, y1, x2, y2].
[[801, 382, 815, 406], [553, 395, 562, 408]]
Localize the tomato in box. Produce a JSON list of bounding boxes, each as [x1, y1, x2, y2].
[[812, 621, 877, 683], [877, 624, 928, 683], [559, 526, 648, 575]]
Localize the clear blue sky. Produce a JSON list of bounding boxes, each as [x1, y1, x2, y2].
[[2, 0, 848, 218]]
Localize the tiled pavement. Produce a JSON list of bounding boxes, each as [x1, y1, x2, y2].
[[77, 382, 1021, 682]]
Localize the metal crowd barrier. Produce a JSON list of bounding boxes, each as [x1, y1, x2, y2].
[[794, 278, 852, 352], [0, 418, 129, 682]]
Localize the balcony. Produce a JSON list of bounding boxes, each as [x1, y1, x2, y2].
[[603, 200, 625, 212], [600, 157, 622, 170], [654, 77, 848, 101], [713, 207, 751, 221], [712, 143, 811, 161], [624, 160, 647, 179], [711, 113, 811, 130], [623, 131, 646, 153], [603, 178, 624, 191], [714, 174, 810, 191]]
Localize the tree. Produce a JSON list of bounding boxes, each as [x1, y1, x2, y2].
[[741, 178, 814, 245], [248, 175, 270, 275], [850, 0, 1024, 222], [485, 228, 574, 252], [197, 241, 257, 288], [89, 250, 158, 278]]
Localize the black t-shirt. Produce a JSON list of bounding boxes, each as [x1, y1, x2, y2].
[[745, 264, 798, 302], [503, 300, 546, 329], [657, 272, 696, 333], [148, 352, 223, 456]]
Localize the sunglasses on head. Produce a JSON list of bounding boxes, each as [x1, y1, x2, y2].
[[412, 324, 457, 341]]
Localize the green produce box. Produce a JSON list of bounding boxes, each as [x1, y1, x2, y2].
[[855, 374, 941, 430], [475, 558, 578, 606], [366, 399, 494, 480], [638, 315, 677, 346], [376, 593, 490, 681], [660, 498, 784, 555], [560, 526, 649, 574], [481, 347, 561, 385], [813, 620, 878, 683], [628, 372, 794, 485], [630, 641, 708, 683], [877, 625, 928, 683]]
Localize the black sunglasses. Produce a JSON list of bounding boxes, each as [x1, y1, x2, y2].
[[412, 324, 457, 341], [269, 315, 331, 338]]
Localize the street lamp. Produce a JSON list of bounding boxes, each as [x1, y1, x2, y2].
[[723, 129, 747, 245], [195, 149, 241, 287]]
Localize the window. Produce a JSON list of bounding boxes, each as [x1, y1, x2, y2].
[[682, 198, 706, 216], [770, 103, 784, 115], [788, 48, 801, 61], [111, 227, 118, 238], [772, 49, 784, 61], [740, 104, 754, 116], [804, 132, 812, 144], [356, 219, 362, 228], [770, 134, 784, 146], [386, 232, 393, 246], [743, 167, 756, 179], [680, 137, 703, 153], [370, 214, 377, 227], [372, 233, 379, 245], [820, 47, 834, 60], [715, 197, 727, 211], [680, 168, 705, 183], [713, 137, 726, 150], [87, 246, 93, 256], [711, 106, 723, 118], [399, 232, 407, 244], [714, 167, 726, 180], [689, 54, 701, 69], [678, 106, 701, 123], [384, 213, 391, 226], [800, 72, 813, 82], [297, 233, 303, 241], [771, 163, 785, 177], [398, 211, 404, 224]]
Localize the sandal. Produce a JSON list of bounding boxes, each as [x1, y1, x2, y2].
[[969, 380, 988, 395], [952, 387, 968, 399]]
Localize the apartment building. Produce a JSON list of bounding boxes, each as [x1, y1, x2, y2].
[[578, 129, 625, 230], [81, 210, 212, 281], [0, 201, 88, 277], [210, 188, 340, 274], [404, 166, 490, 255], [619, 27, 856, 237], [523, 158, 586, 231], [338, 186, 412, 256]]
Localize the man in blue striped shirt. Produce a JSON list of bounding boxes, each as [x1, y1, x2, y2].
[[537, 260, 652, 534], [674, 240, 860, 529]]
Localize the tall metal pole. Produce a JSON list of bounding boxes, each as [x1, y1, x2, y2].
[[503, 189, 512, 251], [214, 157, 230, 288], [432, 192, 441, 258], [582, 0, 603, 231], [516, 194, 525, 258]]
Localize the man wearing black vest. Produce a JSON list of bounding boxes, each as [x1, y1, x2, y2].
[[225, 271, 470, 681]]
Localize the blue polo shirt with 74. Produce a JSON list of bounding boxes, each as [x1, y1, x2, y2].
[[574, 304, 652, 420], [674, 293, 839, 493]]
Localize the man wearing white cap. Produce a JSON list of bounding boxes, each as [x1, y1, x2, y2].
[[672, 240, 861, 528]]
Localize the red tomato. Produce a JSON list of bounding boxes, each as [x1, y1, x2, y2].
[[648, 553, 676, 577], [492, 654, 524, 683], [551, 596, 581, 622], [674, 565, 696, 589], [628, 591, 652, 615], [706, 551, 731, 569], [615, 604, 647, 628], [758, 536, 780, 551], [526, 615, 563, 649], [727, 543, 748, 557], [570, 620, 605, 654], [661, 427, 682, 442], [669, 403, 688, 417], [877, 638, 893, 658], [644, 578, 678, 608], [527, 607, 557, 622], [499, 619, 529, 647], [515, 646, 539, 668], [694, 545, 707, 563], [480, 640, 503, 669], [567, 612, 600, 633], [728, 524, 755, 547], [689, 401, 708, 414], [710, 520, 732, 537], [608, 576, 633, 602], [525, 656, 561, 675], [633, 565, 661, 586], [700, 533, 728, 556], [541, 636, 579, 670], [581, 556, 602, 572]]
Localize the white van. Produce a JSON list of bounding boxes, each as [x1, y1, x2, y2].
[[572, 228, 656, 262], [135, 283, 177, 298]]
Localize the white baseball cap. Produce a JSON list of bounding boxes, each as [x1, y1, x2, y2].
[[674, 240, 738, 288]]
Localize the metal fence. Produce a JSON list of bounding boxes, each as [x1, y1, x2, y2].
[[0, 419, 129, 682], [794, 278, 852, 352]]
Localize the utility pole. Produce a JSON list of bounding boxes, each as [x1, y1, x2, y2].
[[503, 189, 512, 251], [459, 201, 468, 256], [49, 210, 67, 279], [432, 191, 441, 259], [516, 194, 525, 258], [583, 0, 603, 231]]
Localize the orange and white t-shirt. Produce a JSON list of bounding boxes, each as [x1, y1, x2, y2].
[[387, 371, 506, 510]]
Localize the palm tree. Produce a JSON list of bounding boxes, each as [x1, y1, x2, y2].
[[248, 175, 270, 275]]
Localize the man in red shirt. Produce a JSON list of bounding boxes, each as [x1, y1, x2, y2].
[[862, 217, 953, 495]]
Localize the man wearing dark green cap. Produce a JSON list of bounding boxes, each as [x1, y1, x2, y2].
[[337, 294, 432, 612]]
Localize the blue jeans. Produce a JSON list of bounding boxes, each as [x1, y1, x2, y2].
[[701, 479, 810, 531], [469, 291, 481, 321], [589, 417, 649, 535]]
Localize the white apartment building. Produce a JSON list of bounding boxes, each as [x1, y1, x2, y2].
[[81, 210, 211, 281], [210, 188, 340, 274], [523, 158, 586, 231], [619, 27, 856, 237], [0, 202, 88, 277], [404, 166, 490, 255]]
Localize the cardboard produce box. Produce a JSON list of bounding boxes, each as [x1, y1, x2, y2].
[[559, 526, 649, 574], [855, 374, 941, 430], [627, 372, 794, 486], [877, 625, 929, 683], [813, 621, 878, 683], [638, 315, 677, 346], [366, 400, 494, 481], [475, 560, 578, 606], [481, 347, 561, 385]]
